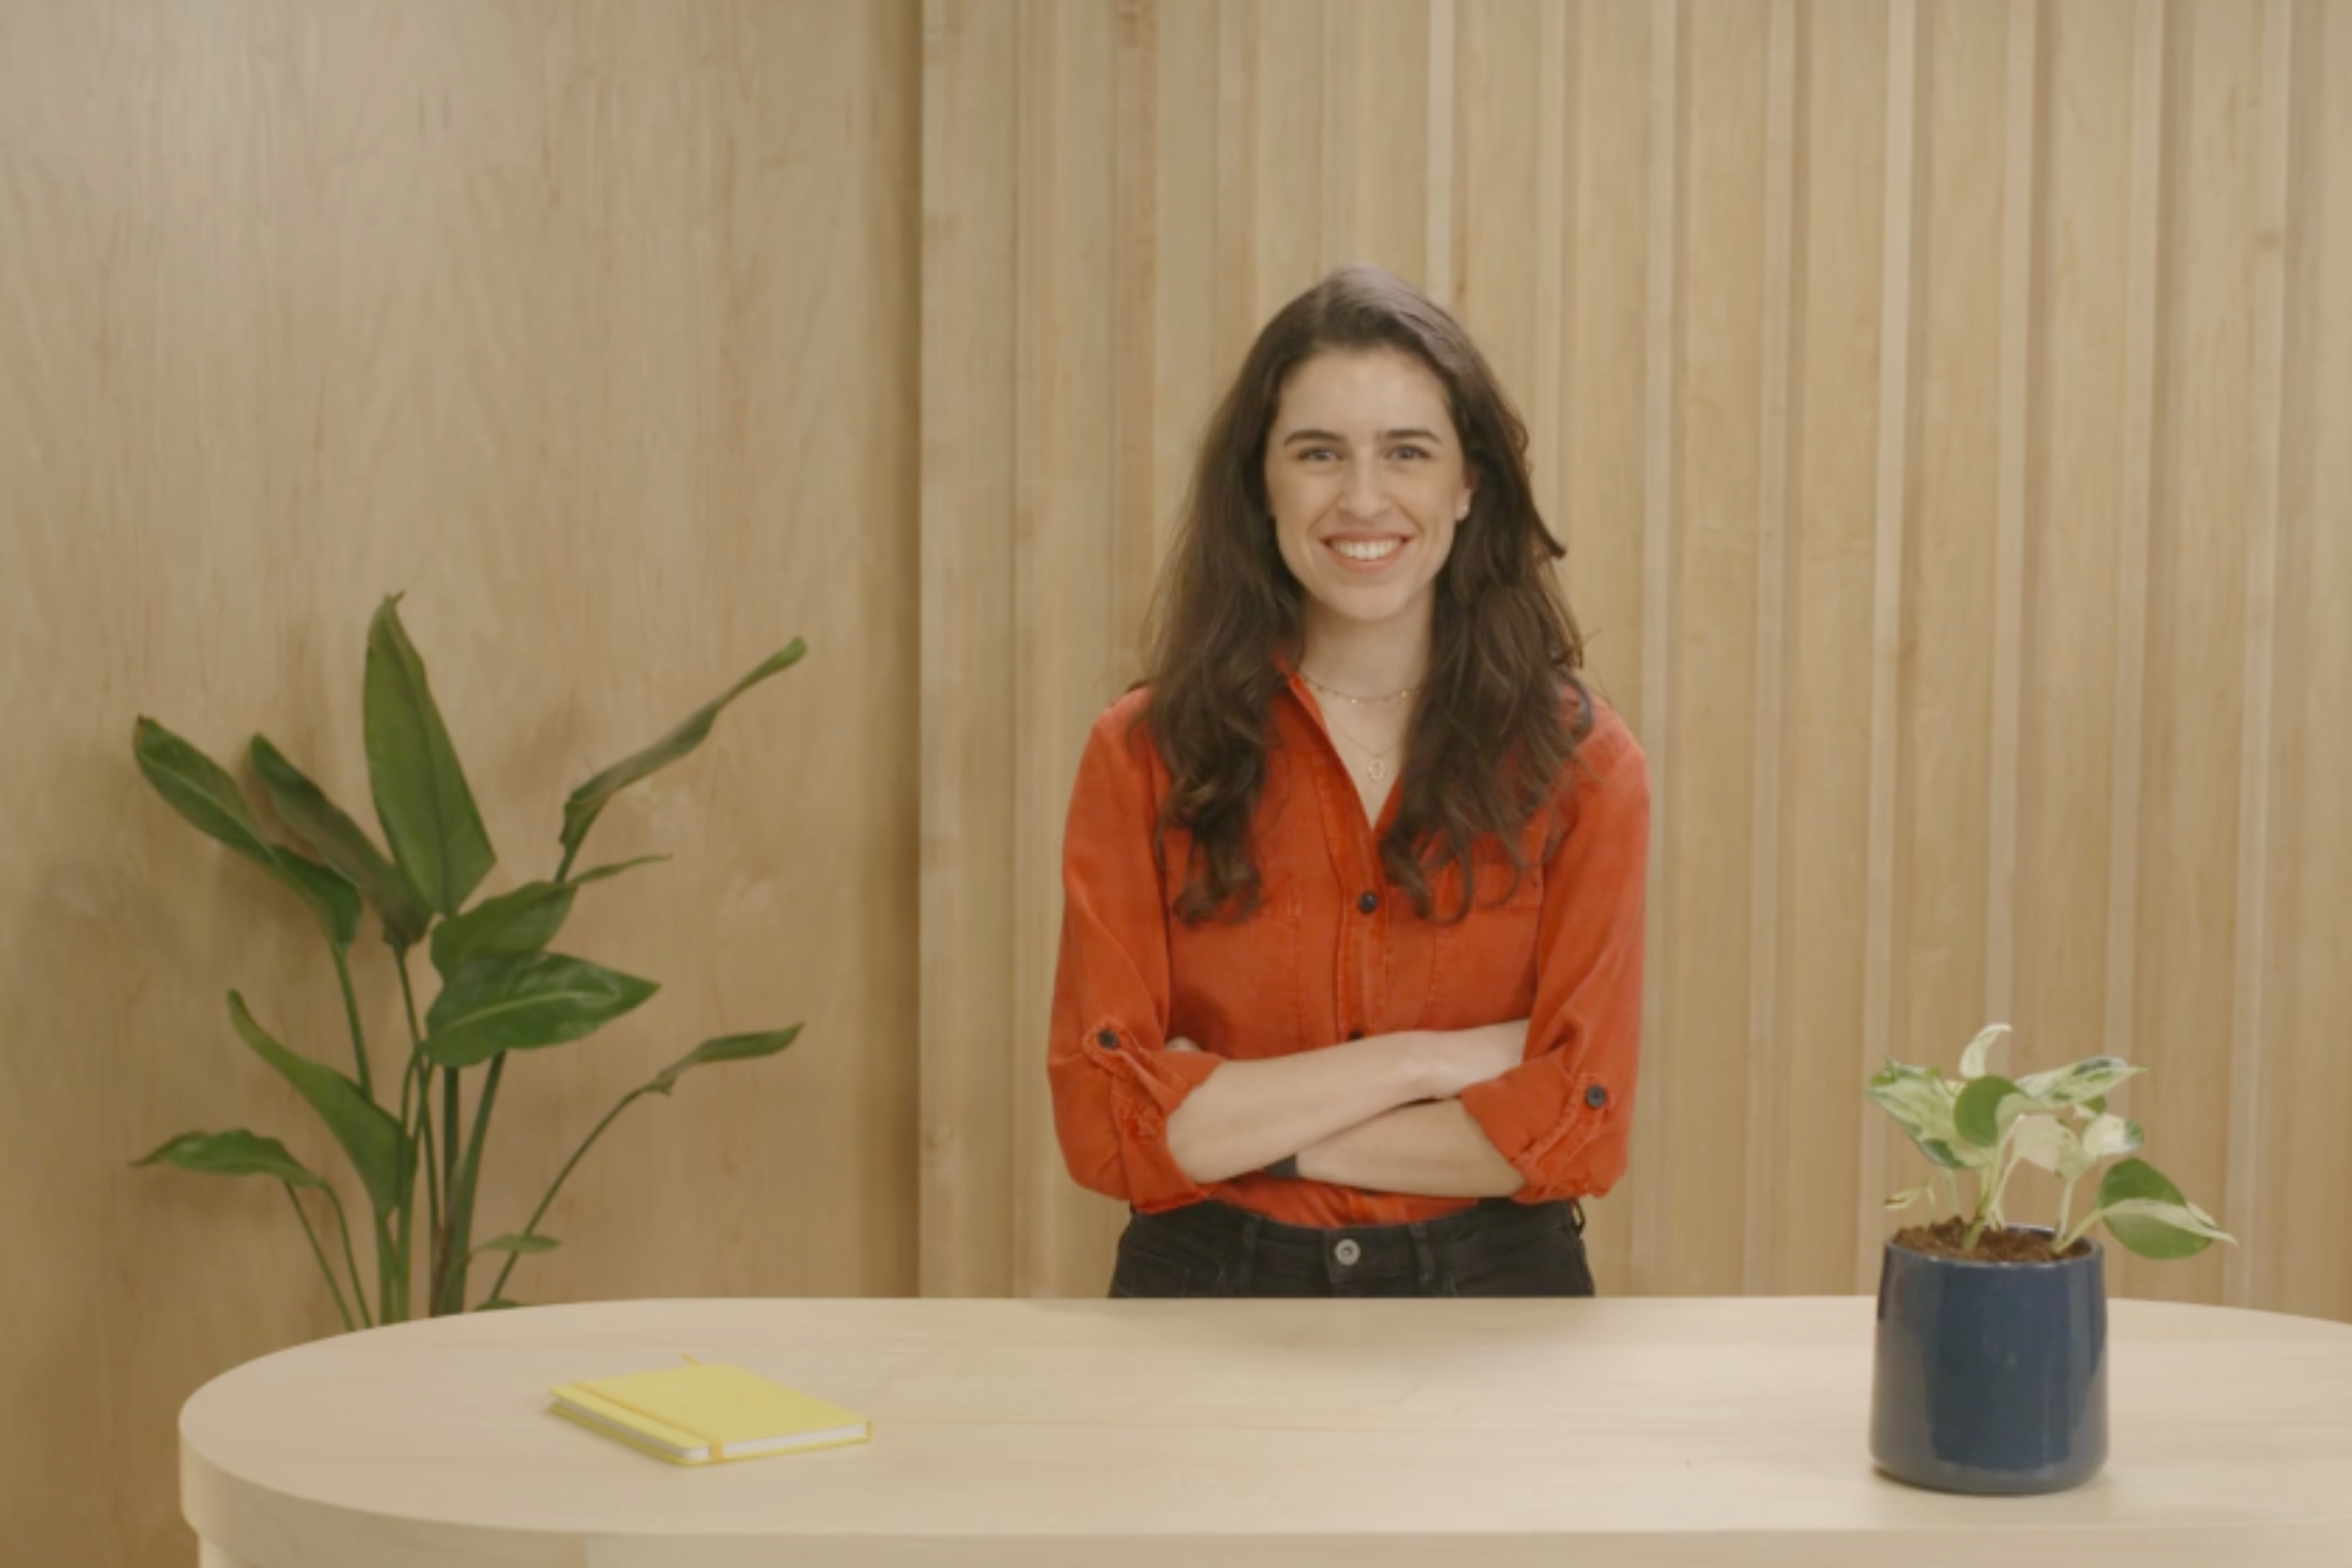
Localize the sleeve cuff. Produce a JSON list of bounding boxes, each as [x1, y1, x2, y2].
[[1084, 1021, 1223, 1210], [1457, 1064, 1621, 1202]]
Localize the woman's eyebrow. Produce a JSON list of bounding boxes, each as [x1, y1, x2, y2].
[[1277, 426, 1447, 447]]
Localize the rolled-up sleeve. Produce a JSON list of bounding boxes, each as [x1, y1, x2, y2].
[[1047, 704, 1224, 1211], [1456, 708, 1649, 1203]]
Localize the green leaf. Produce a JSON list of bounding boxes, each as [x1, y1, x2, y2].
[[251, 735, 431, 949], [227, 993, 407, 1214], [1916, 1138, 1979, 1171], [134, 1128, 328, 1188], [1954, 1075, 2025, 1149], [1883, 1179, 1934, 1212], [2017, 1055, 2146, 1107], [133, 718, 361, 948], [471, 1233, 558, 1258], [428, 857, 666, 978], [2093, 1159, 2234, 1260], [643, 1026, 802, 1098], [560, 640, 805, 867], [477, 1297, 525, 1311], [420, 952, 659, 1068], [1956, 1023, 2011, 1081], [364, 595, 495, 916], [2009, 1112, 2084, 1179], [2079, 1113, 2144, 1163]]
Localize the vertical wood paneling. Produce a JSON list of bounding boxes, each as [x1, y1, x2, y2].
[[1743, 0, 1801, 1298], [1634, 0, 1682, 1298], [2125, 0, 2260, 1309], [1531, 0, 1576, 539], [2104, 0, 2165, 1081], [1856, 0, 1919, 1290], [1111, 0, 1161, 673], [920, 0, 1022, 1297], [2267, 0, 2352, 1319], [1426, 0, 1460, 309], [1984, 0, 2043, 1028], [1213, 0, 1259, 365], [1782, 0, 1887, 1296], [913, 0, 2352, 1319], [2224, 0, 2296, 1309], [1555, 1, 1652, 1294]]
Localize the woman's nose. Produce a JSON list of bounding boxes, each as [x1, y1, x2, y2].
[[1338, 462, 1386, 518]]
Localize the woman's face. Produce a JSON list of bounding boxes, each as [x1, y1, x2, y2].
[[1263, 347, 1475, 641]]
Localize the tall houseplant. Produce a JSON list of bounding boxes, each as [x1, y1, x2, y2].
[[132, 596, 805, 1328], [1864, 1025, 2234, 1494]]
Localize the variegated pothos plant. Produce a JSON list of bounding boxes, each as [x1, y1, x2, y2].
[[1866, 1025, 2234, 1261]]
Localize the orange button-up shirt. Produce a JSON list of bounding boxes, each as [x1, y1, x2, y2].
[[1047, 670, 1649, 1228]]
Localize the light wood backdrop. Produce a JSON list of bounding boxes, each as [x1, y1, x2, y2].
[[5, 2, 2350, 1565], [0, 2, 917, 1563], [920, 0, 2352, 1309]]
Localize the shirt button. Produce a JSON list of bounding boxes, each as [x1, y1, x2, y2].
[[1333, 1238, 1363, 1266], [1357, 891, 1379, 915], [1095, 1029, 1119, 1050], [1584, 1083, 1609, 1109]]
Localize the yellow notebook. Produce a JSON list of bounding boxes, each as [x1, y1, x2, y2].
[[550, 1361, 871, 1465]]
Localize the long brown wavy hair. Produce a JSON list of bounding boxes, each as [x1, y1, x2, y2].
[[1141, 263, 1592, 925]]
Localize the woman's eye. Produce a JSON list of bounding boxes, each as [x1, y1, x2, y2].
[[1390, 445, 1428, 462], [1302, 448, 1340, 462]]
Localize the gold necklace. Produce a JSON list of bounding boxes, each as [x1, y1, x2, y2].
[[1299, 670, 1419, 707], [1318, 707, 1406, 782]]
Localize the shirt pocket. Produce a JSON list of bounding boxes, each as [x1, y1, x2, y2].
[[1165, 872, 1303, 1056], [1426, 851, 1544, 1029]]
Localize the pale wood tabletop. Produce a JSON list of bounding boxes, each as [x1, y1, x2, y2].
[[181, 1294, 2352, 1566]]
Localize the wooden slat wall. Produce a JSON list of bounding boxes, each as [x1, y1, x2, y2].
[[1, 4, 920, 1563], [920, 0, 2352, 1312]]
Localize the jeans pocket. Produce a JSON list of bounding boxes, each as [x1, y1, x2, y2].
[[1441, 1221, 1596, 1298], [1108, 1219, 1232, 1298]]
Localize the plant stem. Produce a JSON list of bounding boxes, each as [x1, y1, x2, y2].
[[324, 1187, 372, 1330], [485, 1087, 647, 1306], [2056, 1175, 2078, 1247], [394, 952, 432, 1324], [330, 946, 373, 1102], [284, 1184, 357, 1334], [437, 1054, 506, 1314]]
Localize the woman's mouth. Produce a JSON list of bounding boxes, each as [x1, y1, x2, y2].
[[1325, 537, 1404, 570]]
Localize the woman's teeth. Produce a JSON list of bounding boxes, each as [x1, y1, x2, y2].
[[1331, 539, 1401, 562]]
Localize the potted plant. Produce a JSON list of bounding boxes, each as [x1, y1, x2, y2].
[[131, 595, 806, 1328], [1864, 1025, 2234, 1495]]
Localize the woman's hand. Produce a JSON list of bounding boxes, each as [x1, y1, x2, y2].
[[1410, 1022, 1528, 1100]]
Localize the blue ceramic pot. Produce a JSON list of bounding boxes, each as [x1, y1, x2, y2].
[[1869, 1228, 2107, 1495]]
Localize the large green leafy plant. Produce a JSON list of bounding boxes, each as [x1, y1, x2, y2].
[[132, 597, 805, 1327], [1867, 1025, 2235, 1260]]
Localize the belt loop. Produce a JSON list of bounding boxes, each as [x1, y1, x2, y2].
[[1407, 1221, 1436, 1294], [1233, 1214, 1262, 1295], [1567, 1199, 1587, 1236]]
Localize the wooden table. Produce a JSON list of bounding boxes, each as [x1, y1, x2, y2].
[[181, 1295, 2352, 1566]]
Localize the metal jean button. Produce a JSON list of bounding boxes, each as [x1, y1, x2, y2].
[[1333, 1238, 1363, 1266]]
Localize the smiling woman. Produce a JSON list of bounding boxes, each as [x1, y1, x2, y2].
[[1044, 265, 1650, 1300]]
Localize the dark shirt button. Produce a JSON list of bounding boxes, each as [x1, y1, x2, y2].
[[1095, 1029, 1119, 1050], [1357, 891, 1379, 915], [1584, 1083, 1609, 1110], [1347, 1029, 1365, 1041]]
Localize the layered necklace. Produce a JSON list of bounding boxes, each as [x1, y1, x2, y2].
[[1299, 671, 1417, 783]]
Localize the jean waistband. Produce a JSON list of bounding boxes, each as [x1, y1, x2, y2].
[[1130, 1196, 1584, 1287]]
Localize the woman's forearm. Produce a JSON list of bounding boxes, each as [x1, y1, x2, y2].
[[1163, 1034, 1433, 1184], [1163, 1018, 1528, 1187], [1294, 1099, 1522, 1198]]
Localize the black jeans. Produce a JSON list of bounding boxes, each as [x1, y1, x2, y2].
[[1109, 1197, 1595, 1298]]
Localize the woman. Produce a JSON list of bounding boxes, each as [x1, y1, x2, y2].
[[1047, 263, 1648, 1298]]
